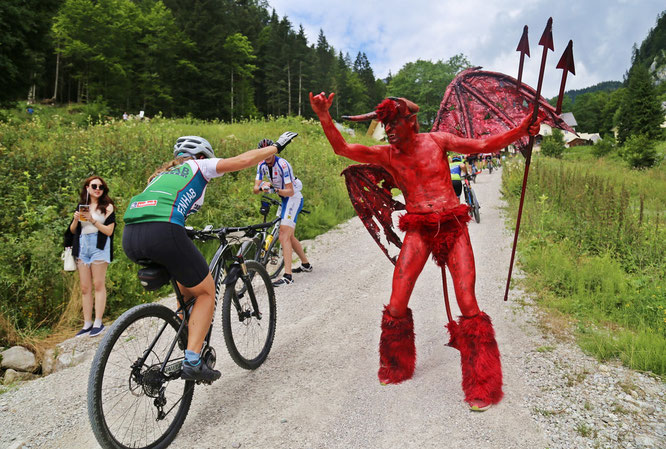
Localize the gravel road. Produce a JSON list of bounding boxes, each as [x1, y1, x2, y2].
[[1, 168, 663, 449]]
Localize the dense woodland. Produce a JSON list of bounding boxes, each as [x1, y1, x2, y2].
[[1, 1, 665, 158], [1, 0, 472, 127]]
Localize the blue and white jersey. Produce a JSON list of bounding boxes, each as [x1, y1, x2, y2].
[[255, 156, 302, 192]]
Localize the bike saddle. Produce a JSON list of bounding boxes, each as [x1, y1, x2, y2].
[[136, 260, 170, 291]]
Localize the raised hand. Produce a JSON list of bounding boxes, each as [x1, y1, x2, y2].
[[275, 131, 298, 153], [309, 92, 335, 116]]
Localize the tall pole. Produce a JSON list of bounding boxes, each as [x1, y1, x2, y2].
[[504, 18, 554, 302]]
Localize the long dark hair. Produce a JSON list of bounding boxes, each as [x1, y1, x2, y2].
[[79, 176, 115, 214]]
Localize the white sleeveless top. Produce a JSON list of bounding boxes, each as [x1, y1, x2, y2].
[[81, 208, 108, 234]]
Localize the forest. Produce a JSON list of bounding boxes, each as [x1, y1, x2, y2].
[[3, 1, 666, 145], [1, 0, 472, 129]]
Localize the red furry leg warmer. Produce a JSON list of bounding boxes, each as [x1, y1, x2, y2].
[[456, 312, 503, 404], [378, 307, 416, 384], [445, 320, 460, 350]]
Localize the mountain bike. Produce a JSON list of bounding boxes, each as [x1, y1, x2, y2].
[[88, 223, 276, 449], [241, 194, 310, 279], [463, 174, 481, 223]]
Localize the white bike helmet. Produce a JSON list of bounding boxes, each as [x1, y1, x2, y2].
[[173, 136, 215, 159]]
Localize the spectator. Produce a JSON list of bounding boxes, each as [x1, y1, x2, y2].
[[66, 176, 116, 337]]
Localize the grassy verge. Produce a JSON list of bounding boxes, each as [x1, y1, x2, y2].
[[502, 154, 665, 376], [0, 109, 374, 347]]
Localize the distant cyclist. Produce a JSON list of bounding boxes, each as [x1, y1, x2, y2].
[[484, 153, 494, 171], [253, 139, 311, 287], [123, 132, 297, 382], [466, 153, 480, 175], [449, 154, 467, 198]]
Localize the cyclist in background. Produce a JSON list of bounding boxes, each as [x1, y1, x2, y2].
[[484, 153, 494, 171], [253, 139, 311, 287], [123, 132, 297, 382], [466, 153, 480, 175], [448, 154, 467, 198]]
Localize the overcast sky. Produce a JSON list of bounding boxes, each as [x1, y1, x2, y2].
[[267, 0, 664, 98]]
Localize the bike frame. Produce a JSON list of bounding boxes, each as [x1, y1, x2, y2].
[[135, 225, 271, 383]]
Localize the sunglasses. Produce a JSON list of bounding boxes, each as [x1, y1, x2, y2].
[[89, 183, 104, 190]]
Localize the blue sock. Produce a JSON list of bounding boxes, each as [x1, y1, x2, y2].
[[184, 350, 201, 366]]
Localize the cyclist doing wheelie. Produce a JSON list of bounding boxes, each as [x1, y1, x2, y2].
[[123, 132, 298, 383], [253, 139, 311, 287]]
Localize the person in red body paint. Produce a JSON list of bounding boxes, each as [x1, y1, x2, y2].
[[310, 92, 542, 411]]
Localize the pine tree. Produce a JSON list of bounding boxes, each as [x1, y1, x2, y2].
[[616, 62, 664, 144]]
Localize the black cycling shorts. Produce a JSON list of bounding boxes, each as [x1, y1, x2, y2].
[[452, 180, 462, 197], [123, 222, 209, 288]]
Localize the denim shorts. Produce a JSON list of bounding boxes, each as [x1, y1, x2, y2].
[[78, 233, 111, 265]]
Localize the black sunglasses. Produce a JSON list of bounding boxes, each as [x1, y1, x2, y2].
[[89, 183, 104, 190]]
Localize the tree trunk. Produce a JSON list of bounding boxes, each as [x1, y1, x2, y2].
[[230, 68, 234, 122], [52, 53, 60, 101], [298, 61, 302, 117], [287, 62, 292, 116]]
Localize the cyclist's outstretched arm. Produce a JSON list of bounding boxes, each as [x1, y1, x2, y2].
[[217, 146, 277, 174], [217, 132, 298, 174], [310, 92, 386, 165]]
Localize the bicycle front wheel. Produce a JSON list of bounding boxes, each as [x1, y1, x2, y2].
[[222, 260, 276, 370], [88, 303, 194, 449]]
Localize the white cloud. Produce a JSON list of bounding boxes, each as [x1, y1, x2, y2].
[[268, 0, 665, 97]]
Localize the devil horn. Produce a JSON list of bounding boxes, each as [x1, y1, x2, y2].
[[342, 111, 377, 122]]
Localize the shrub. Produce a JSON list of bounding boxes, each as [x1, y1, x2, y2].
[[592, 136, 616, 158], [619, 134, 658, 169], [540, 128, 566, 158], [0, 114, 364, 345]]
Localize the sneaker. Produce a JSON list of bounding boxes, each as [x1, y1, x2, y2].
[[75, 326, 93, 337], [468, 399, 491, 412], [89, 324, 106, 337], [181, 360, 221, 383], [272, 275, 294, 287], [292, 263, 312, 273]]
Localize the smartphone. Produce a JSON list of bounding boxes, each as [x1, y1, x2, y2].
[[79, 204, 90, 221]]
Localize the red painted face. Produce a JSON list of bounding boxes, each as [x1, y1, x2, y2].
[[385, 116, 415, 145]]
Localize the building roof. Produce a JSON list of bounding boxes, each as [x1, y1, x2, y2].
[[560, 112, 578, 128]]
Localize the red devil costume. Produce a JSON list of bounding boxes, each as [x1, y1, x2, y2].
[[309, 68, 571, 411]]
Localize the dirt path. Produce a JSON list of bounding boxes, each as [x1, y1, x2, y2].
[[1, 168, 663, 449]]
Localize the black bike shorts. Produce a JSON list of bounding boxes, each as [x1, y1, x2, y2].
[[122, 222, 209, 288], [452, 180, 462, 197]]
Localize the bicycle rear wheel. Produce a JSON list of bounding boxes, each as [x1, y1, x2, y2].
[[470, 189, 481, 223], [88, 303, 194, 449], [222, 260, 276, 370], [263, 238, 284, 279]]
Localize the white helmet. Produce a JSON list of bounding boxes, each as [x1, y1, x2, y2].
[[173, 136, 215, 159]]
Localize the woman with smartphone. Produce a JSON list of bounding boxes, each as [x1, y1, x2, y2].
[[66, 176, 116, 337]]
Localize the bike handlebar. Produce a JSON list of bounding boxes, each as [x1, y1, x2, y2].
[[261, 194, 310, 214], [185, 221, 274, 241]]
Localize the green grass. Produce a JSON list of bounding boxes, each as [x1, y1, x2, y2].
[[0, 104, 376, 345], [502, 153, 666, 377]]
